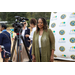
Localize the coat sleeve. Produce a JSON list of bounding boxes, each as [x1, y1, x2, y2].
[[49, 29, 55, 51], [32, 31, 35, 55], [0, 33, 3, 45]]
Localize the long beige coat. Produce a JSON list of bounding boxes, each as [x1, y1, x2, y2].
[[32, 29, 55, 62], [13, 43, 29, 62]]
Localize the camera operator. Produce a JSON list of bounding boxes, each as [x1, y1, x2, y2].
[[21, 20, 30, 48], [21, 20, 30, 61], [0, 24, 11, 62]]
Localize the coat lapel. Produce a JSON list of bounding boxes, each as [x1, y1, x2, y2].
[[24, 28, 28, 40], [25, 29, 28, 35]]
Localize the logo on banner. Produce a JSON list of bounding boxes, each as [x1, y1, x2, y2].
[[52, 30, 56, 35], [51, 23, 56, 28], [70, 55, 75, 59], [70, 21, 75, 26], [69, 29, 75, 34], [53, 16, 57, 18], [59, 22, 66, 27], [59, 30, 65, 35], [70, 37, 75, 43], [60, 14, 66, 19], [58, 38, 66, 43], [51, 16, 57, 20], [59, 46, 65, 52], [70, 12, 75, 18], [69, 46, 75, 52], [61, 54, 66, 57]]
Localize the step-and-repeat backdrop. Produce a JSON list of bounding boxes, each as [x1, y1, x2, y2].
[[49, 12, 75, 61]]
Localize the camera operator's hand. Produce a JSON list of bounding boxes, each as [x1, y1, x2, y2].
[[25, 34, 29, 38], [0, 46, 2, 52], [28, 40, 31, 42]]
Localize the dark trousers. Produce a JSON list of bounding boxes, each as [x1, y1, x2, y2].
[[30, 41, 33, 59], [39, 48, 41, 62]]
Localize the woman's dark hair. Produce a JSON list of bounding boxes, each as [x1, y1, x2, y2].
[[37, 18, 48, 32], [30, 18, 37, 25], [1, 23, 7, 29]]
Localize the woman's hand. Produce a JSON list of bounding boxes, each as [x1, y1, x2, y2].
[[32, 54, 36, 62], [0, 46, 2, 52], [50, 49, 54, 62], [28, 40, 31, 42], [50, 55, 54, 62], [25, 34, 29, 38]]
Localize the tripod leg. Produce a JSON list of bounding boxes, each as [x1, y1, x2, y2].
[[18, 34, 22, 62], [17, 35, 22, 62], [21, 36, 31, 62], [19, 43, 22, 62], [17, 39, 19, 62], [9, 36, 17, 62]]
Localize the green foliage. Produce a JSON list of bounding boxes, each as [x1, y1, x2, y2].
[[0, 12, 51, 27], [47, 19, 50, 26]]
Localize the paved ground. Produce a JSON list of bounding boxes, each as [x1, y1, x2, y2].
[[0, 54, 70, 62]]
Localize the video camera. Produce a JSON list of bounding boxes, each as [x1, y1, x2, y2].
[[12, 16, 29, 33]]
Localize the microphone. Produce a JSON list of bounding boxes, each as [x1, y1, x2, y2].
[[0, 45, 5, 50], [25, 18, 29, 21], [0, 45, 10, 54], [0, 45, 4, 49]]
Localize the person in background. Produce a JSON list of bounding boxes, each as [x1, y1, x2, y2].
[[0, 24, 11, 62], [21, 20, 30, 61], [21, 20, 30, 48], [32, 18, 55, 62], [25, 18, 37, 60]]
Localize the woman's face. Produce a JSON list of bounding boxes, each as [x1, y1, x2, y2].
[[38, 19, 44, 29], [30, 23, 33, 28], [29, 23, 34, 29], [23, 22, 26, 28]]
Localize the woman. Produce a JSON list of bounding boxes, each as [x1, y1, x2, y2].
[[25, 18, 37, 59], [21, 20, 30, 48], [0, 24, 11, 62], [21, 20, 30, 62], [32, 18, 55, 62]]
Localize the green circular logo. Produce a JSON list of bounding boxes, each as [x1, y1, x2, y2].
[[70, 55, 75, 59], [59, 30, 65, 35], [51, 23, 56, 28], [70, 37, 75, 43], [59, 46, 65, 52], [61, 14, 66, 19], [70, 21, 75, 26]]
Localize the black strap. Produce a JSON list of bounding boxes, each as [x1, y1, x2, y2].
[[2, 32, 10, 40]]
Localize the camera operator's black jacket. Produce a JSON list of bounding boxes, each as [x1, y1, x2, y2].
[[24, 28, 30, 47]]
